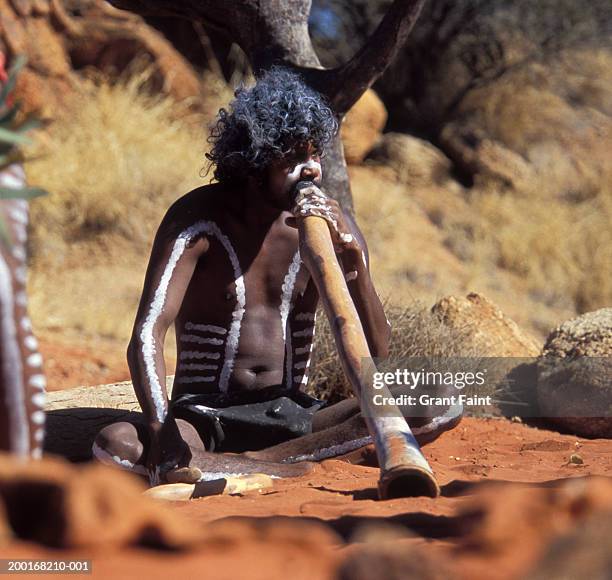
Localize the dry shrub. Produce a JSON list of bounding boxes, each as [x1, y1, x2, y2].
[[467, 189, 612, 313], [25, 69, 214, 264], [22, 69, 231, 341], [307, 300, 479, 403]]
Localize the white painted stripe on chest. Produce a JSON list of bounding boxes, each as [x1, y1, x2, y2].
[[295, 312, 315, 322], [0, 252, 29, 455], [180, 350, 221, 361], [177, 376, 216, 384], [185, 322, 227, 335], [140, 220, 244, 419], [178, 363, 218, 372], [280, 251, 301, 390], [179, 334, 224, 346], [292, 326, 314, 338]]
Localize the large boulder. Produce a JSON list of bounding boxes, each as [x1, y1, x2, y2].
[[366, 132, 452, 186], [432, 293, 541, 358], [537, 308, 612, 438], [341, 89, 387, 164], [0, 0, 204, 119]]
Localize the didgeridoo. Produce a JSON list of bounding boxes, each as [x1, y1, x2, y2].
[[294, 182, 440, 499]]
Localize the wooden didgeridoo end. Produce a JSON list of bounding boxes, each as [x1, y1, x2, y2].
[[378, 465, 440, 499], [143, 473, 275, 501]]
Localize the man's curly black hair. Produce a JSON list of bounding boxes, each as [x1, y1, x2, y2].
[[206, 67, 338, 186]]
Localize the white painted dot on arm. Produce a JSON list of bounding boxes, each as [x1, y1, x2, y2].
[[31, 392, 46, 408], [31, 410, 45, 425], [24, 335, 38, 350], [26, 353, 43, 367], [28, 374, 46, 390]]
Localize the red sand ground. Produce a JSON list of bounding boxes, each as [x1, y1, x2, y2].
[[2, 417, 611, 579]]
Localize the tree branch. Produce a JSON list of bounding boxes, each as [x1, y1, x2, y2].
[[307, 0, 427, 115]]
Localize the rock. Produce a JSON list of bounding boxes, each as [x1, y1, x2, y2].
[[432, 293, 541, 358], [525, 510, 612, 580], [337, 523, 452, 580], [0, 0, 204, 119], [44, 379, 171, 461], [367, 132, 452, 185], [0, 452, 202, 549], [460, 476, 612, 560], [341, 89, 387, 164], [537, 308, 612, 438]]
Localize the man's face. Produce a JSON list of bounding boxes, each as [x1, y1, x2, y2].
[[264, 142, 323, 209]]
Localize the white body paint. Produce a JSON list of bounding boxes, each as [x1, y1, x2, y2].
[[284, 403, 463, 464], [184, 322, 227, 335], [0, 252, 29, 456], [140, 220, 245, 420], [178, 363, 218, 372], [180, 350, 221, 361], [295, 312, 315, 322], [177, 376, 216, 384], [180, 334, 224, 346], [92, 442, 148, 476], [280, 251, 301, 390], [286, 159, 322, 184]]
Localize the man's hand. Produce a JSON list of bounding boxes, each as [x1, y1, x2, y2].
[[146, 417, 191, 486], [290, 184, 365, 280]]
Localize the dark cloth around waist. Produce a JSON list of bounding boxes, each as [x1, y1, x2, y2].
[[172, 387, 326, 453]]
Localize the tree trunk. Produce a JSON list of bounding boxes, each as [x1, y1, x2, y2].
[[106, 0, 427, 212]]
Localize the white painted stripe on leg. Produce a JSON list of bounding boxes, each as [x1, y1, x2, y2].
[[284, 436, 373, 464], [92, 442, 148, 475], [0, 252, 29, 455]]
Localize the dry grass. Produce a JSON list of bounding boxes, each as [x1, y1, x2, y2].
[[23, 69, 230, 341], [307, 301, 479, 403], [25, 69, 214, 264]]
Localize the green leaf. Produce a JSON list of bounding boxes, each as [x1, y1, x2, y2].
[[0, 127, 30, 146], [13, 116, 41, 134], [0, 56, 26, 104], [0, 215, 10, 246], [0, 186, 46, 200], [0, 103, 19, 126]]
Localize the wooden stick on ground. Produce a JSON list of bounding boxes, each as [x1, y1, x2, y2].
[[296, 185, 440, 499], [144, 472, 274, 501]]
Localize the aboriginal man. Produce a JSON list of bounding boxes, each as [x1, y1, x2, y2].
[[93, 68, 461, 484]]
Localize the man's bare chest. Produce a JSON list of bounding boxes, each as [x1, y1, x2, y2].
[[184, 218, 311, 310]]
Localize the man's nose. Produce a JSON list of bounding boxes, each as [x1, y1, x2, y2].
[[300, 162, 320, 180]]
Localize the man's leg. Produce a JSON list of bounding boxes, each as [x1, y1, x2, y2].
[[248, 385, 463, 464], [92, 418, 313, 481]]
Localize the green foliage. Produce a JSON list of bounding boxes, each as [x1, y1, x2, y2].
[[0, 56, 46, 243]]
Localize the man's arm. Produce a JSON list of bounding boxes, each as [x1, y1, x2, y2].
[[127, 208, 208, 473], [339, 212, 391, 359]]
